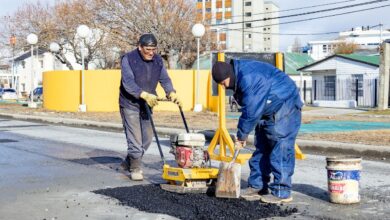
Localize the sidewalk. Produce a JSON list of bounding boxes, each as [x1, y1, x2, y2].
[[1, 112, 389, 159]]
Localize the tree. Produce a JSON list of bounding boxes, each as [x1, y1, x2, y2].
[[291, 37, 302, 53], [94, 0, 216, 69], [334, 42, 359, 54], [5, 0, 113, 70]]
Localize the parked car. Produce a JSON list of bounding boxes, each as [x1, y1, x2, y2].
[[0, 88, 3, 97], [1, 88, 17, 100], [33, 87, 43, 102]]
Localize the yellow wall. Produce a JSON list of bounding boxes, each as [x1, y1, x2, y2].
[[43, 71, 81, 111], [43, 69, 216, 112]]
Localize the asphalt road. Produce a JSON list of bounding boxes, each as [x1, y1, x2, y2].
[[1, 118, 389, 220]]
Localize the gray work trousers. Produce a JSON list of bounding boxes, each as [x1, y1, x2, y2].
[[120, 107, 153, 160]]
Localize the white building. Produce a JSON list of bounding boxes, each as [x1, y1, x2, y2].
[[308, 26, 390, 60], [0, 64, 11, 88], [196, 0, 279, 52], [299, 54, 380, 108]]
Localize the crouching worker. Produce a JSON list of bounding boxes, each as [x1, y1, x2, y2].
[[119, 33, 182, 181], [212, 59, 303, 204]]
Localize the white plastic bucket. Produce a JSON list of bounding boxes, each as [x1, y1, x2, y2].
[[326, 156, 362, 204]]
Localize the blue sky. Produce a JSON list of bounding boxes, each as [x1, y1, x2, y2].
[[1, 0, 389, 51]]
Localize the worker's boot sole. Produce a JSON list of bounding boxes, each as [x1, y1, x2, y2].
[[130, 170, 144, 181], [260, 194, 293, 204]]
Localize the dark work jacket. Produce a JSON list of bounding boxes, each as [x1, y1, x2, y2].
[[232, 59, 303, 141], [119, 49, 175, 112]]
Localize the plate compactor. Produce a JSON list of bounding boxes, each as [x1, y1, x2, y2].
[[145, 101, 219, 194]]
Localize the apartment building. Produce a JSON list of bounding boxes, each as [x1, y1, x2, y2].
[[195, 0, 279, 52]]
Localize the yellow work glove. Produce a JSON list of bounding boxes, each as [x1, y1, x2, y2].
[[140, 91, 158, 108], [168, 92, 182, 108], [234, 139, 246, 150]]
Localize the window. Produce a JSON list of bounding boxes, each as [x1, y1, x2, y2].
[[324, 75, 336, 99], [246, 34, 252, 38], [216, 19, 222, 24], [245, 23, 252, 28], [245, 44, 252, 50], [40, 60, 43, 68], [245, 12, 252, 17], [351, 74, 363, 97], [323, 45, 327, 53], [205, 8, 211, 12], [22, 61, 25, 69], [245, 2, 252, 6]]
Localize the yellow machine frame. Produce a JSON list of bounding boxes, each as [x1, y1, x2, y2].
[[162, 52, 305, 185]]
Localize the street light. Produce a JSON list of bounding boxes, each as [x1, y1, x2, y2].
[[192, 23, 205, 112], [27, 33, 38, 108], [77, 25, 90, 112], [49, 42, 60, 70]]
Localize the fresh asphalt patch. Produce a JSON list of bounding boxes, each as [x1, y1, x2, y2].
[[94, 184, 298, 220]]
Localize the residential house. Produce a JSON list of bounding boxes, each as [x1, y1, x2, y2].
[[284, 52, 314, 104], [0, 64, 11, 88], [298, 54, 380, 108]]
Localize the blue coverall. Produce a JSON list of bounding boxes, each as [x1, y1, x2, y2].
[[232, 59, 303, 199]]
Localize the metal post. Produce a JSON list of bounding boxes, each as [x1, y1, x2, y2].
[[193, 37, 202, 112], [374, 79, 378, 107], [314, 80, 317, 101], [30, 45, 34, 103], [303, 80, 307, 103], [81, 42, 85, 105], [380, 23, 383, 44], [300, 71, 303, 100], [355, 79, 359, 106]]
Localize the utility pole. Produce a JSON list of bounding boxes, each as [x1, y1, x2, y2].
[[10, 35, 16, 90], [242, 0, 245, 52], [380, 23, 383, 44], [378, 40, 390, 110]]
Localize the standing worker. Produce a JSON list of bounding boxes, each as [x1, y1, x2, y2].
[[119, 33, 182, 181], [212, 59, 303, 204]]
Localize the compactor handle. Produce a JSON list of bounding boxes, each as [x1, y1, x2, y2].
[[157, 98, 190, 133]]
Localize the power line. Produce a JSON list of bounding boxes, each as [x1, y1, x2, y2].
[[228, 0, 358, 18], [220, 4, 390, 30], [219, 24, 386, 36], [212, 0, 389, 27]]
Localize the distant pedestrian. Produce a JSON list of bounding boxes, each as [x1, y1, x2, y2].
[[119, 33, 182, 181], [212, 59, 302, 203]]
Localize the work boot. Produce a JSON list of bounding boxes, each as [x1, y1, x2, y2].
[[130, 158, 143, 181], [260, 194, 293, 204], [120, 156, 131, 172], [240, 187, 262, 201]]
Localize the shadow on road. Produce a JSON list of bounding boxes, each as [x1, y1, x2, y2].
[[68, 156, 123, 165], [293, 183, 329, 202]]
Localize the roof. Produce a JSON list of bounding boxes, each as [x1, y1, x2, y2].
[[14, 48, 47, 62], [284, 52, 314, 75], [298, 53, 379, 71]]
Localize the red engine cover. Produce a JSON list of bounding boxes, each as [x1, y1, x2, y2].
[[176, 146, 193, 168]]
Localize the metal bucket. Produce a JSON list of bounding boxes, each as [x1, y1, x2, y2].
[[326, 156, 362, 204]]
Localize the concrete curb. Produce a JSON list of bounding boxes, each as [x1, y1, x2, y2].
[[1, 112, 390, 158]]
